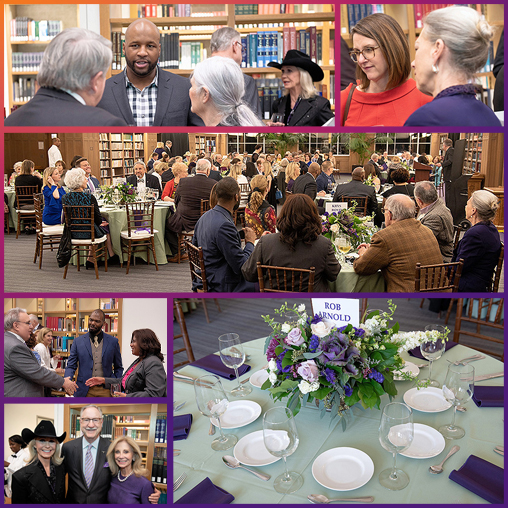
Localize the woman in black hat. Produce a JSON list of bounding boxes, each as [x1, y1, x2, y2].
[[267, 50, 334, 127], [11, 420, 66, 504]]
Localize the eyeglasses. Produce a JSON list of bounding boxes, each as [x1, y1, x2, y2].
[[81, 418, 103, 424], [349, 46, 380, 62], [381, 208, 391, 214], [16, 320, 32, 326]]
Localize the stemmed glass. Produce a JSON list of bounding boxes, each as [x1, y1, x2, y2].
[[335, 234, 351, 264], [194, 374, 237, 451], [378, 402, 414, 491], [112, 189, 122, 208], [218, 333, 252, 397], [263, 407, 303, 494], [439, 363, 474, 439], [420, 325, 446, 387]]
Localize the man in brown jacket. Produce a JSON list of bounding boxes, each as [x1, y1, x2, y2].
[[353, 194, 443, 292]]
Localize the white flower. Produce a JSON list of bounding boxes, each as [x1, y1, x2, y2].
[[298, 317, 306, 326], [299, 380, 320, 394], [269, 372, 278, 385], [330, 223, 340, 233], [268, 359, 277, 371], [298, 304, 306, 313], [309, 381, 320, 392], [281, 323, 291, 333], [311, 321, 331, 338]]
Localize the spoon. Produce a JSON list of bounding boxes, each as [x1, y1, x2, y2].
[[308, 494, 374, 504], [429, 445, 460, 474], [222, 455, 271, 481]]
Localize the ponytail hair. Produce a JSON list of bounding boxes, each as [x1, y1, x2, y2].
[[248, 175, 268, 213]]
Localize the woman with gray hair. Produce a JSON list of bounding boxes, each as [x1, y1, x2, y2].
[[189, 56, 263, 126], [405, 6, 501, 126], [452, 189, 502, 291]]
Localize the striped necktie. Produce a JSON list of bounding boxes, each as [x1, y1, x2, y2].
[[84, 443, 94, 488], [88, 178, 95, 193]]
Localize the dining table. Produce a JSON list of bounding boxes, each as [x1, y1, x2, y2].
[[173, 337, 504, 504], [329, 263, 386, 293], [5, 188, 17, 227]]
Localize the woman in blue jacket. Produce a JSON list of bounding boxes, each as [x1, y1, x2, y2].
[[42, 166, 65, 225]]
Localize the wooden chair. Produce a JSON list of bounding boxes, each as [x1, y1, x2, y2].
[[257, 262, 316, 292], [414, 259, 464, 292], [173, 300, 195, 369], [63, 204, 108, 279], [239, 183, 251, 195], [343, 196, 368, 216], [4, 203, 10, 235], [33, 193, 64, 269], [184, 240, 208, 291], [14, 185, 38, 238], [176, 230, 194, 263], [453, 298, 504, 361], [491, 242, 504, 292], [200, 199, 210, 216], [452, 224, 463, 251], [120, 201, 159, 274]]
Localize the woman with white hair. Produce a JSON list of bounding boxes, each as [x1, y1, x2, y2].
[[452, 189, 502, 292], [405, 6, 501, 126], [267, 50, 334, 126], [8, 162, 23, 185], [189, 56, 263, 126]]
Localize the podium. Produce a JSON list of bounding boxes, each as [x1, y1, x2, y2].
[[413, 161, 432, 182]]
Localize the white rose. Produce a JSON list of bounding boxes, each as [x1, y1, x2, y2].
[[311, 321, 331, 338], [298, 304, 306, 313], [281, 323, 291, 333], [298, 380, 312, 394], [309, 381, 320, 392], [330, 223, 340, 233], [269, 372, 278, 385], [268, 359, 277, 371]]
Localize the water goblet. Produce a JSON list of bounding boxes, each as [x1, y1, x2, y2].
[[110, 383, 121, 397], [263, 407, 303, 494], [194, 374, 237, 451], [439, 363, 474, 439], [271, 113, 284, 124], [218, 333, 252, 397], [420, 325, 446, 387], [378, 402, 414, 491]]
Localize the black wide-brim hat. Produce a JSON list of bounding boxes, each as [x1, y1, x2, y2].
[[268, 49, 324, 82], [22, 420, 66, 444]]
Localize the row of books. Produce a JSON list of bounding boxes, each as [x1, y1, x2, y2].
[[10, 18, 63, 41], [12, 77, 36, 103], [155, 414, 167, 443], [235, 4, 330, 15], [151, 447, 167, 484], [51, 335, 74, 352], [413, 4, 486, 28], [69, 414, 117, 439], [114, 428, 145, 440], [344, 4, 385, 33], [118, 416, 149, 423], [45, 317, 75, 332], [11, 52, 44, 72]]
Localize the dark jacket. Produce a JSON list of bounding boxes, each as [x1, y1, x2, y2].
[[126, 173, 163, 195], [316, 172, 334, 193], [12, 461, 66, 503], [333, 179, 377, 216], [208, 169, 223, 182], [61, 191, 105, 239], [441, 147, 454, 182], [243, 73, 262, 119], [271, 94, 334, 126], [292, 172, 317, 199]]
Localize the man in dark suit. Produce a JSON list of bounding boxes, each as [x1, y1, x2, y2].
[[333, 167, 378, 217], [165, 159, 216, 261], [208, 159, 223, 182], [64, 310, 123, 397], [5, 28, 126, 126], [292, 162, 320, 200], [126, 161, 162, 196], [76, 158, 101, 192], [441, 138, 454, 206], [146, 152, 159, 173], [97, 19, 201, 126]]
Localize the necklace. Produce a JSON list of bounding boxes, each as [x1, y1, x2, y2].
[[117, 470, 133, 482]]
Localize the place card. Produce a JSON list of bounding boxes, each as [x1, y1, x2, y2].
[[311, 299, 360, 328]]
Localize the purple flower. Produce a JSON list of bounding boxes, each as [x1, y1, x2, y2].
[[324, 368, 336, 384], [285, 328, 304, 346], [266, 337, 279, 360], [368, 369, 385, 384], [311, 314, 323, 325], [344, 384, 353, 397], [345, 363, 359, 376], [276, 349, 287, 371], [309, 334, 320, 352], [297, 360, 319, 382]]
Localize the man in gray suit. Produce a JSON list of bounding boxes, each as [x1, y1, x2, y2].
[[4, 308, 78, 397]]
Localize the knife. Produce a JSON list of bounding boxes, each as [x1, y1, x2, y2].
[[174, 372, 214, 385], [474, 372, 504, 382]]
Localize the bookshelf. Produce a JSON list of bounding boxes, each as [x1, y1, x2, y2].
[[64, 403, 167, 496], [189, 134, 228, 155]]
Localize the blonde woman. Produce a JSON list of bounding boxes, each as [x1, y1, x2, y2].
[[34, 327, 64, 374], [106, 436, 154, 504], [229, 161, 249, 206], [42, 166, 66, 225], [162, 162, 188, 201], [245, 175, 276, 239], [285, 162, 301, 193], [260, 160, 278, 209]]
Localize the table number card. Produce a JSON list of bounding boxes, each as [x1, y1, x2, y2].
[[325, 202, 348, 214], [311, 299, 360, 328]]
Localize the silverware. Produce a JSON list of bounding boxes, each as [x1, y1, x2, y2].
[[174, 372, 214, 384], [474, 372, 504, 382], [415, 363, 429, 368], [429, 445, 460, 474], [449, 354, 485, 366], [222, 455, 271, 481], [240, 377, 251, 385], [209, 420, 216, 435], [494, 445, 504, 456], [456, 406, 467, 412], [173, 472, 187, 492], [308, 494, 374, 504], [173, 402, 186, 411]]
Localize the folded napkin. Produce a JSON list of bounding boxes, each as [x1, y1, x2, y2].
[[173, 414, 193, 441], [408, 341, 458, 360], [449, 455, 504, 504], [175, 477, 234, 504], [472, 385, 504, 408], [191, 353, 251, 380]]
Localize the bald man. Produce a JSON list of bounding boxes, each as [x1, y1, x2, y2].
[[97, 19, 202, 126]]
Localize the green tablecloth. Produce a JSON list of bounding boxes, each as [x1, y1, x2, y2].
[[173, 338, 503, 504], [329, 264, 386, 292], [5, 188, 17, 227]]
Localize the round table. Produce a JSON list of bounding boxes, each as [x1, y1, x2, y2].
[[173, 338, 503, 504], [330, 264, 386, 292]]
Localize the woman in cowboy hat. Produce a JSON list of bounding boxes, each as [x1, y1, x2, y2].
[[267, 50, 334, 126], [11, 420, 66, 503]]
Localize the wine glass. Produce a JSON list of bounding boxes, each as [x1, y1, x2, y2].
[[218, 333, 252, 397], [110, 383, 121, 397], [271, 113, 284, 124], [112, 189, 121, 208], [263, 407, 303, 494], [439, 363, 474, 439], [335, 234, 351, 263], [420, 325, 446, 387], [194, 374, 237, 451], [378, 402, 413, 491]]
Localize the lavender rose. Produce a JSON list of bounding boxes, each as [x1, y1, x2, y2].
[[297, 360, 319, 382], [285, 327, 304, 346]]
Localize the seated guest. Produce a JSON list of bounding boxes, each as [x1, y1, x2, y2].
[[161, 162, 187, 202], [190, 56, 263, 126], [242, 194, 340, 292], [15, 160, 42, 194], [260, 160, 278, 210], [193, 178, 257, 292], [12, 421, 66, 503], [159, 162, 173, 185], [5, 29, 126, 126], [245, 175, 277, 239], [8, 162, 22, 186], [363, 163, 381, 192], [333, 166, 378, 217], [381, 164, 414, 208], [151, 163, 163, 187], [220, 157, 231, 175], [367, 153, 382, 177], [34, 328, 64, 375], [86, 329, 166, 397], [126, 161, 162, 196], [146, 152, 159, 173], [208, 161, 223, 182], [97, 19, 199, 126], [75, 158, 100, 194], [42, 167, 66, 225], [453, 190, 502, 292], [292, 162, 320, 199], [55, 160, 67, 180], [187, 154, 198, 172], [414, 181, 454, 262], [275, 158, 289, 204], [316, 160, 335, 195], [353, 194, 443, 292], [153, 142, 165, 158], [285, 162, 301, 194], [229, 161, 249, 207], [106, 436, 155, 503], [4, 435, 30, 498]]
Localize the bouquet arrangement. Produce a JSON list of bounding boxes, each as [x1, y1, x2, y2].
[[101, 182, 137, 204], [365, 174, 376, 188], [262, 302, 449, 428], [321, 207, 376, 250]]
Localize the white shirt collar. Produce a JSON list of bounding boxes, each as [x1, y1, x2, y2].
[[61, 89, 87, 105], [9, 331, 26, 344]]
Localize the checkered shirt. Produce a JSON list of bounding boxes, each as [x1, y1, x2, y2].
[[125, 67, 159, 126]]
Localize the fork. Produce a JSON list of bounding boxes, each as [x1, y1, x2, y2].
[[173, 472, 187, 492], [494, 446, 504, 456]]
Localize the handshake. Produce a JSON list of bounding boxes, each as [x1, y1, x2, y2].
[[62, 376, 79, 396]]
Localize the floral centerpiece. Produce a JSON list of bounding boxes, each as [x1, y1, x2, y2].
[[100, 182, 137, 205], [262, 302, 449, 428]]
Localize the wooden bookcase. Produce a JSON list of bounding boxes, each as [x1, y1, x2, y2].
[[460, 132, 503, 187], [63, 403, 167, 492], [188, 133, 228, 155]]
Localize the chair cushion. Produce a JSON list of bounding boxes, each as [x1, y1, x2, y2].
[[120, 229, 158, 239], [16, 209, 35, 214], [71, 236, 107, 245], [42, 225, 64, 235]]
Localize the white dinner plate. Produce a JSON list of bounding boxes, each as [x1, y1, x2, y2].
[[312, 447, 374, 491], [210, 400, 261, 429], [394, 361, 420, 381], [403, 387, 452, 413], [233, 430, 281, 466], [249, 369, 269, 388], [400, 423, 446, 459]]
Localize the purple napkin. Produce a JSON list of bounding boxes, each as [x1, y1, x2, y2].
[[449, 455, 504, 504], [472, 386, 504, 408], [175, 477, 234, 504], [173, 414, 192, 441], [191, 353, 251, 380], [408, 341, 458, 360]]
